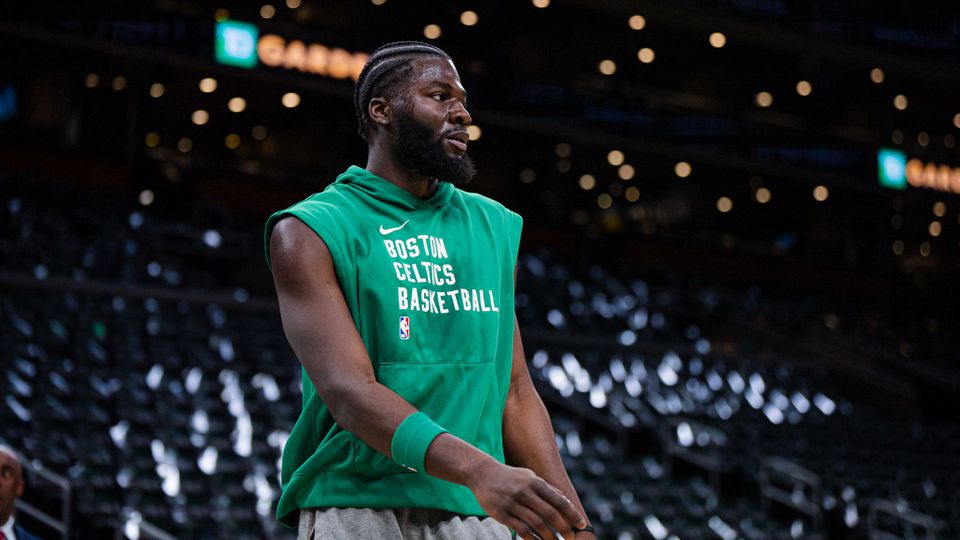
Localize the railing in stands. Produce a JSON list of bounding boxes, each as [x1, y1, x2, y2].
[[760, 456, 822, 530], [868, 498, 942, 540], [115, 509, 178, 540], [16, 457, 71, 540]]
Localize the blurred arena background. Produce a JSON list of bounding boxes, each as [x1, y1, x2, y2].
[[2, 2, 960, 538]]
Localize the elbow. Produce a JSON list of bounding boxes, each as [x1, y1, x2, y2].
[[330, 400, 361, 433], [300, 355, 380, 434], [507, 374, 538, 403], [506, 378, 548, 418], [318, 380, 366, 432]]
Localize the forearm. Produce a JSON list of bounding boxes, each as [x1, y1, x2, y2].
[[315, 373, 497, 489], [321, 378, 417, 459], [503, 382, 590, 525], [328, 375, 592, 540], [424, 431, 502, 485]]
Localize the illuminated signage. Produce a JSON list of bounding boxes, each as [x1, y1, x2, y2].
[[257, 35, 367, 80], [906, 158, 960, 194], [877, 147, 960, 195], [215, 20, 259, 69], [0, 85, 16, 122], [214, 20, 368, 80], [877, 148, 907, 190]]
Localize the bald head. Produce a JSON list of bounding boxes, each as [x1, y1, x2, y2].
[[0, 445, 24, 523]]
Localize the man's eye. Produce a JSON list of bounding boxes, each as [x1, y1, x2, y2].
[[431, 93, 446, 101]]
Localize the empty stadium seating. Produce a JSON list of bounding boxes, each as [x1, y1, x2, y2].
[[2, 175, 958, 539]]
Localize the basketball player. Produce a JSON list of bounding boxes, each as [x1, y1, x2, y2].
[[266, 41, 594, 539]]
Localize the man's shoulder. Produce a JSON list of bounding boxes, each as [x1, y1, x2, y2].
[[263, 182, 355, 268], [15, 524, 43, 540], [453, 188, 520, 220], [288, 182, 352, 211], [269, 184, 352, 228]]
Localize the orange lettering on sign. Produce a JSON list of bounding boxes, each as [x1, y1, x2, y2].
[[906, 159, 923, 187], [256, 35, 367, 80], [351, 53, 369, 80], [328, 48, 352, 79], [903, 158, 960, 194], [951, 168, 960, 193], [936, 165, 951, 192], [258, 34, 285, 67], [306, 44, 329, 75], [284, 40, 307, 71]]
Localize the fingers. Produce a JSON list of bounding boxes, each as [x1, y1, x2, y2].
[[510, 480, 582, 540], [532, 480, 586, 531], [510, 503, 554, 540], [518, 493, 569, 539], [476, 467, 585, 540], [501, 515, 538, 540]]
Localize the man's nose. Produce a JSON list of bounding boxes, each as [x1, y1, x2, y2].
[[449, 100, 472, 126]]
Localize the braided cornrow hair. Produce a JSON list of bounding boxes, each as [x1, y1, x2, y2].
[[353, 40, 451, 141]]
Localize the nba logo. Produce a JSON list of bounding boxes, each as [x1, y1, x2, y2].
[[398, 316, 410, 340]]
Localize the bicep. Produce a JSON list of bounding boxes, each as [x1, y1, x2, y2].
[[508, 315, 535, 394], [508, 264, 535, 397], [269, 217, 375, 395]]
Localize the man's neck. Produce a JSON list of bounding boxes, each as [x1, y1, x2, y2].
[[365, 146, 439, 200]]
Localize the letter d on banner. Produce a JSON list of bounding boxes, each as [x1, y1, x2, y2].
[[215, 20, 259, 69]]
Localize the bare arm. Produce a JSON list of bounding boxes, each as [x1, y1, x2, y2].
[[270, 217, 414, 451], [270, 217, 585, 538], [502, 289, 593, 537]]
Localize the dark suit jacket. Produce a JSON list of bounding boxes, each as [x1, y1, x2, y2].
[[14, 523, 43, 540]]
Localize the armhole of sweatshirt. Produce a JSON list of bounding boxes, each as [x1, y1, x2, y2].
[[265, 209, 346, 278], [508, 210, 523, 266]]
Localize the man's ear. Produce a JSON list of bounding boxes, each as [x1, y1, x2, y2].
[[368, 97, 392, 128]]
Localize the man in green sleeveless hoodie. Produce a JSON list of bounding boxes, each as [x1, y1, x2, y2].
[[265, 41, 595, 540]]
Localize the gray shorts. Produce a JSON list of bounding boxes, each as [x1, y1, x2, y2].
[[298, 507, 513, 540]]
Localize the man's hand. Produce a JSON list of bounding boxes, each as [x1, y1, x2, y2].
[[501, 308, 592, 539], [466, 460, 587, 540]]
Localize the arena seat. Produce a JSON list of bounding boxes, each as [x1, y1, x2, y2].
[[2, 182, 958, 539]]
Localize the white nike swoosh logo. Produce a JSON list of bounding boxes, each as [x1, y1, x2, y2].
[[379, 220, 410, 235]]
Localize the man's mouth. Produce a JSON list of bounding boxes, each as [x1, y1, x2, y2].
[[444, 131, 469, 154]]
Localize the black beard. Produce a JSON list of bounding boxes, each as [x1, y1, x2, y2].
[[393, 111, 476, 186]]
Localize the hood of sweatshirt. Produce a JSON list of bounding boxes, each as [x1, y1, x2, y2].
[[334, 165, 455, 211]]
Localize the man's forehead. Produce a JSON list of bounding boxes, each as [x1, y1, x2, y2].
[[409, 57, 464, 89]]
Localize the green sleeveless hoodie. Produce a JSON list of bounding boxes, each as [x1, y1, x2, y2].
[[264, 166, 523, 527]]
